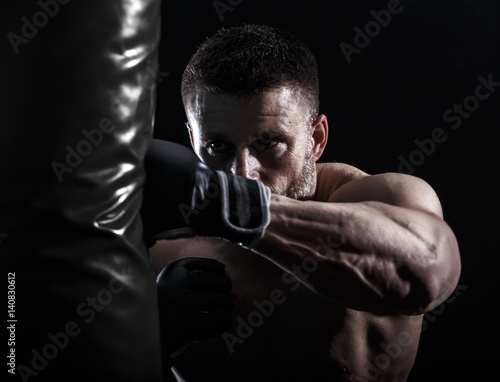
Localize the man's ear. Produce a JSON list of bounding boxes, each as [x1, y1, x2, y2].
[[186, 122, 196, 150], [310, 114, 328, 162]]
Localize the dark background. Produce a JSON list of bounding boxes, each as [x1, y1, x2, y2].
[[154, 0, 499, 381]]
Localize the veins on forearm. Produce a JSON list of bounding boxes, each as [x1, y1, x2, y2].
[[255, 197, 443, 312]]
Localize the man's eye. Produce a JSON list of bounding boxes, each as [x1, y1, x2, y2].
[[253, 137, 278, 151], [208, 141, 231, 154]]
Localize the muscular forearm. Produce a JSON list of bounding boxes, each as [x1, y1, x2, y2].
[[254, 195, 460, 314]]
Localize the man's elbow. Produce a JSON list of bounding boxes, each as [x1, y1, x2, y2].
[[410, 227, 461, 314]]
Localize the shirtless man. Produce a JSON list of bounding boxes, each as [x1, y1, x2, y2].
[[150, 24, 461, 381]]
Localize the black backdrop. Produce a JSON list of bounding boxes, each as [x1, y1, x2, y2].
[[153, 1, 499, 380]]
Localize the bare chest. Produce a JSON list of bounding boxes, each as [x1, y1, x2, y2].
[[152, 238, 421, 381]]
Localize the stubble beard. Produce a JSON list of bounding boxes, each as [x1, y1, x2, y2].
[[284, 145, 316, 200]]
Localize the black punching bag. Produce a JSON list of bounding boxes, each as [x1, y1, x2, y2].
[[1, 1, 163, 381]]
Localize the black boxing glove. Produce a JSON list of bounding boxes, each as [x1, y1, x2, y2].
[[142, 139, 271, 248], [156, 257, 233, 360]]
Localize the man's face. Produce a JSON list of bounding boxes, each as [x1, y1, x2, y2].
[[186, 87, 327, 200]]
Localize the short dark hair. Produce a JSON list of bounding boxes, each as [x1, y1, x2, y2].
[[181, 24, 320, 124]]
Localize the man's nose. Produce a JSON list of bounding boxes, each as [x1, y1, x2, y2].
[[230, 148, 260, 180]]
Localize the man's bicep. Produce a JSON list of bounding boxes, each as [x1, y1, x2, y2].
[[328, 173, 444, 218]]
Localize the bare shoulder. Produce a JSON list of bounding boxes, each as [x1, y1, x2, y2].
[[149, 236, 230, 275], [314, 162, 369, 201], [315, 163, 443, 218]]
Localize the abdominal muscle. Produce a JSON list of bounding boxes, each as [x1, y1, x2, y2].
[[150, 237, 423, 382]]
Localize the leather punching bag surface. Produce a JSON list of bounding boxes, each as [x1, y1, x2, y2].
[[1, 1, 162, 381]]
